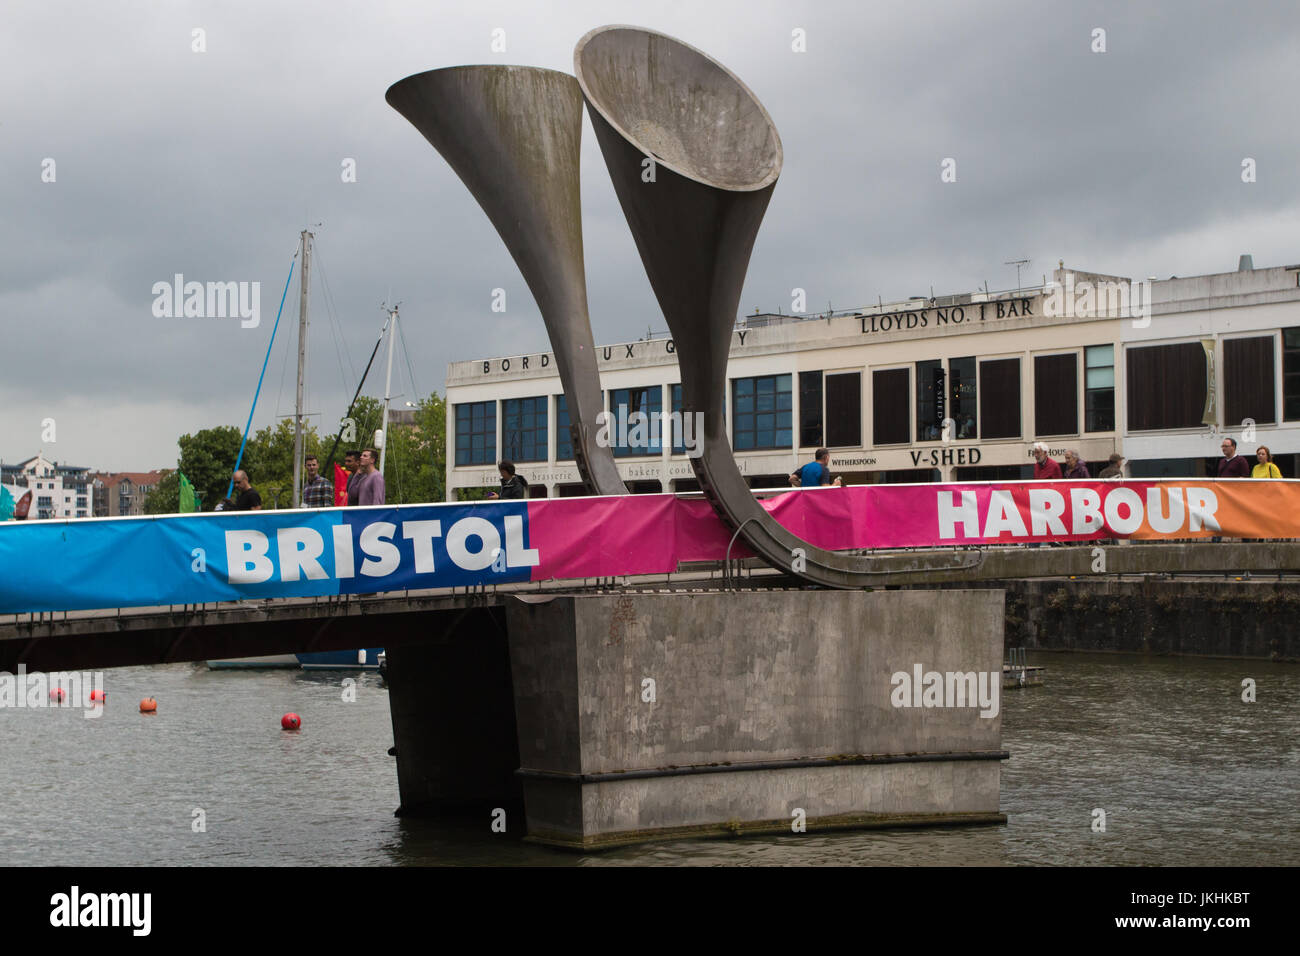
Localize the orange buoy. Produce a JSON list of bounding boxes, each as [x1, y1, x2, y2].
[[49, 687, 66, 702], [281, 712, 301, 730], [140, 697, 157, 713], [89, 690, 106, 703]]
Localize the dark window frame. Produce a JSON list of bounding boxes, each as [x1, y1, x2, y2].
[[610, 385, 664, 458], [731, 374, 793, 451], [824, 371, 862, 447], [978, 357, 1021, 440], [872, 367, 911, 446], [454, 400, 497, 467], [1084, 344, 1116, 433], [1034, 352, 1079, 437], [501, 395, 549, 463]]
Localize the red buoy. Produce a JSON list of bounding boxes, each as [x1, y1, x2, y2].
[[89, 690, 106, 703], [140, 697, 157, 713], [281, 713, 301, 730], [49, 688, 66, 702]]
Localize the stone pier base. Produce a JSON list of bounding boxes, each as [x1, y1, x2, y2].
[[504, 590, 1006, 849]]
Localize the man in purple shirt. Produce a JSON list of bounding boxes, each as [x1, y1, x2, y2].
[[1217, 437, 1250, 478], [354, 447, 386, 505]]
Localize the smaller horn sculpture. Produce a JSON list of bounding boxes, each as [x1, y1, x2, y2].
[[386, 66, 626, 496]]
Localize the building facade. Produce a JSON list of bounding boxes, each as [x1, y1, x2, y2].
[[444, 258, 1300, 499], [0, 454, 92, 518], [95, 472, 164, 517]]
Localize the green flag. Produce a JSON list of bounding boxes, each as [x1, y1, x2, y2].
[[0, 485, 13, 521], [179, 473, 197, 513]]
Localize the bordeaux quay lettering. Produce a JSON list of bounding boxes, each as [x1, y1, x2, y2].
[[859, 299, 1033, 336], [478, 335, 700, 374]]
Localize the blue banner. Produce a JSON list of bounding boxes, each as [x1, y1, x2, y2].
[[0, 502, 538, 614]]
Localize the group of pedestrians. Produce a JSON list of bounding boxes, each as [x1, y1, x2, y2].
[[218, 448, 387, 512], [1032, 437, 1283, 482]]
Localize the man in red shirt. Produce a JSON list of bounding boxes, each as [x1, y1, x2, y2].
[[1032, 442, 1062, 479]]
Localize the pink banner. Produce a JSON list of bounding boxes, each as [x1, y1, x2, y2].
[[525, 479, 1294, 581]]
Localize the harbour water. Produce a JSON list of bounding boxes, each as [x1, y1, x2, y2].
[[1, 651, 1295, 866]]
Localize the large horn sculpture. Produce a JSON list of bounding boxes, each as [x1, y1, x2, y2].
[[575, 26, 973, 587], [386, 66, 627, 496]]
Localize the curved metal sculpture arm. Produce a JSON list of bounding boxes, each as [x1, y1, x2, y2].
[[574, 25, 976, 587], [386, 65, 626, 497]]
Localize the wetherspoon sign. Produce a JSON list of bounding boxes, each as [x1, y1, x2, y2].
[[0, 479, 1289, 614]]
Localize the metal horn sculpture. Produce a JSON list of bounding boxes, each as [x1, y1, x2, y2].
[[574, 25, 976, 587], [386, 66, 627, 496]]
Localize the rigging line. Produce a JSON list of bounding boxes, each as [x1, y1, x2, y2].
[[228, 251, 297, 502], [273, 290, 294, 419], [321, 315, 389, 471], [397, 314, 422, 404], [312, 244, 357, 386]]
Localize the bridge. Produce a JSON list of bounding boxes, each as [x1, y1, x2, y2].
[[3, 481, 1296, 848]]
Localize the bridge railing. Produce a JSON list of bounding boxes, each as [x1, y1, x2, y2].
[[1, 478, 1295, 615]]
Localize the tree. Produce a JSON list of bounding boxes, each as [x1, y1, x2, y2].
[[381, 393, 446, 504], [144, 469, 180, 514], [145, 426, 243, 513]]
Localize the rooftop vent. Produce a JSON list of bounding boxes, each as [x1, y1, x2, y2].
[[1238, 254, 1254, 271]]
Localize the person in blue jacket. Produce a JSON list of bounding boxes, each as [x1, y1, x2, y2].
[[790, 448, 841, 488]]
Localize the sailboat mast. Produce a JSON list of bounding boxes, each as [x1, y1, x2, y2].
[[379, 304, 398, 475], [291, 229, 312, 508]]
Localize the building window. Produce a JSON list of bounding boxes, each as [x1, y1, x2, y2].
[[1126, 343, 1206, 431], [1034, 353, 1079, 436], [1284, 329, 1300, 421], [555, 395, 573, 461], [979, 358, 1021, 440], [825, 372, 862, 447], [799, 372, 823, 447], [731, 374, 792, 451], [454, 401, 497, 466], [949, 356, 977, 439], [1224, 336, 1276, 426], [1085, 344, 1116, 432], [916, 359, 944, 441], [872, 368, 910, 445], [501, 396, 548, 463], [610, 385, 663, 457], [670, 384, 720, 454]]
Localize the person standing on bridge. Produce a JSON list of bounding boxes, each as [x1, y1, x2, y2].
[[1062, 449, 1090, 480], [230, 470, 262, 511], [1217, 437, 1250, 478], [343, 450, 362, 505], [1032, 443, 1062, 480], [488, 461, 529, 499], [1252, 445, 1282, 478], [355, 448, 386, 505], [301, 454, 333, 508], [791, 448, 841, 488]]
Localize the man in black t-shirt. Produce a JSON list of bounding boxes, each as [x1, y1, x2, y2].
[[231, 470, 262, 511]]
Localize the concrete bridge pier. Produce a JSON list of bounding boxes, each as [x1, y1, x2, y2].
[[501, 589, 1008, 849], [385, 606, 523, 815]]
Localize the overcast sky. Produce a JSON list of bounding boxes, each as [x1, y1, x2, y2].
[[3, 0, 1299, 472]]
